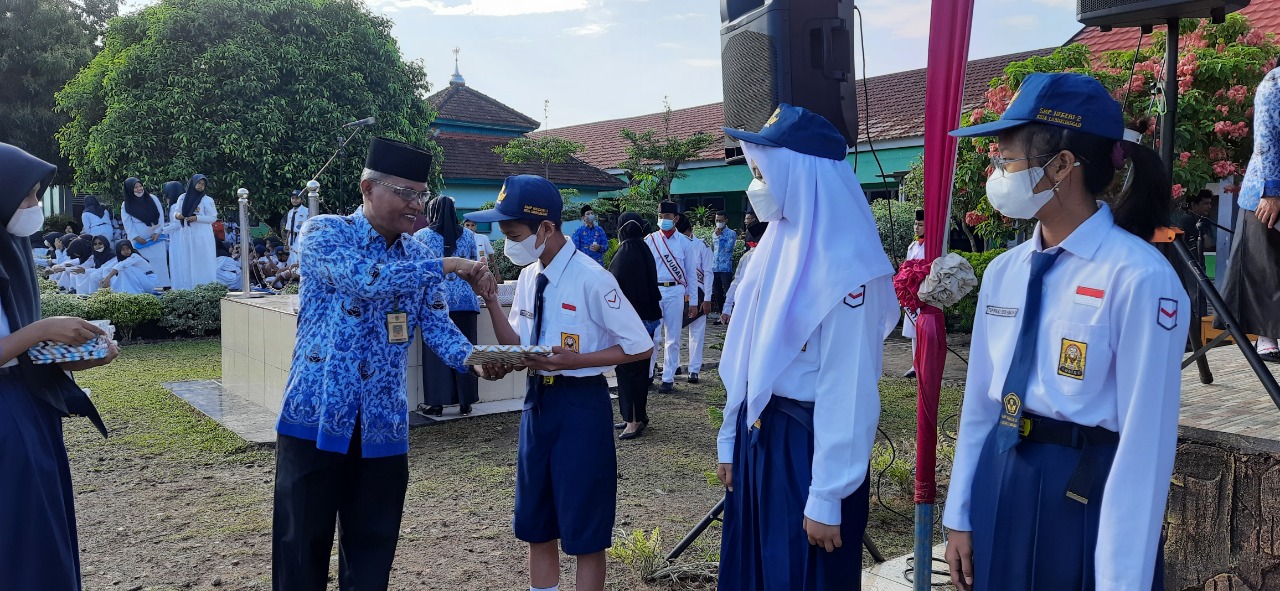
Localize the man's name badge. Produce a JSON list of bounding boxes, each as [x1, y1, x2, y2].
[[387, 311, 409, 344]]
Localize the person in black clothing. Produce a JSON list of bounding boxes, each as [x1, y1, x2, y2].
[[609, 212, 662, 440], [1179, 189, 1216, 258]]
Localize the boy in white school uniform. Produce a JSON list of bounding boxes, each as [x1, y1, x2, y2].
[[646, 200, 699, 393], [468, 174, 653, 591]]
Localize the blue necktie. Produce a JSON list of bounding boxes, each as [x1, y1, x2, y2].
[[994, 250, 1063, 452], [524, 274, 550, 407]]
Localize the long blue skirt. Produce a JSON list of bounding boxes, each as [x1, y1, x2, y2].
[[969, 423, 1163, 590], [719, 397, 868, 591], [0, 372, 81, 590]]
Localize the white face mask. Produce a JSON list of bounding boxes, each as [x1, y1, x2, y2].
[[585, 214, 596, 225], [134, 188, 145, 197], [6, 204, 45, 237], [505, 227, 547, 267], [715, 221, 726, 229], [746, 178, 781, 222], [984, 162, 1062, 220]]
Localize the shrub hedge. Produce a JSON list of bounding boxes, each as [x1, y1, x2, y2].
[[943, 248, 1006, 332]]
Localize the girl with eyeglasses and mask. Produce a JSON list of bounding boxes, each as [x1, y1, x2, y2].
[[943, 73, 1189, 591]]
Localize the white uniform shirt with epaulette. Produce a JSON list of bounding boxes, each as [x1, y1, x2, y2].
[[286, 205, 309, 245], [716, 273, 898, 525], [943, 203, 1190, 589], [508, 243, 652, 377], [645, 229, 700, 301]]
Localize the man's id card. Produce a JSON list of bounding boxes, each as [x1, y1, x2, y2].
[[387, 311, 410, 344]]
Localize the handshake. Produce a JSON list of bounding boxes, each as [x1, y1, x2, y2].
[[444, 256, 499, 301]]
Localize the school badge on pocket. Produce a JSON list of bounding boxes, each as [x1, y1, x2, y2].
[[561, 333, 580, 353], [1057, 339, 1087, 380]]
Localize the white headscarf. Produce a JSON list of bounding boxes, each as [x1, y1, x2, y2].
[[720, 142, 895, 428]]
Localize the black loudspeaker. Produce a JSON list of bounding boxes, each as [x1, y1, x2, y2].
[[720, 0, 857, 150], [1077, 0, 1249, 29]]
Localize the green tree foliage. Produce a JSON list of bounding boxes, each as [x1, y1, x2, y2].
[[900, 156, 981, 250], [492, 136, 585, 180], [0, 0, 118, 183], [56, 0, 438, 216], [616, 98, 718, 212], [954, 15, 1279, 243]]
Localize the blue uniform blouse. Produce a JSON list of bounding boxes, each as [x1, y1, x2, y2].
[[412, 227, 481, 313], [1239, 67, 1280, 211]]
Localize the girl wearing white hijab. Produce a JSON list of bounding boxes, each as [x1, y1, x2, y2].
[[715, 104, 898, 591]]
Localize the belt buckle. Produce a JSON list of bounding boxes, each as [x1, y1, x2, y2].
[[752, 418, 761, 430], [542, 376, 555, 386], [1019, 417, 1032, 437]]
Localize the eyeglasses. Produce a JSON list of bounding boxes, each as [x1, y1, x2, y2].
[[369, 179, 431, 205], [989, 153, 1058, 174]]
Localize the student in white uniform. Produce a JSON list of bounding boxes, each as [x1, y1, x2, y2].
[[468, 174, 652, 591], [51, 237, 91, 292], [83, 235, 117, 295], [719, 221, 767, 326], [900, 209, 927, 379], [716, 104, 898, 591], [464, 219, 494, 260], [121, 177, 171, 289], [677, 216, 713, 383], [171, 174, 218, 290], [80, 196, 113, 239], [161, 181, 185, 289], [101, 240, 157, 294], [646, 200, 699, 393], [283, 190, 309, 249], [215, 241, 242, 290], [942, 73, 1190, 591]]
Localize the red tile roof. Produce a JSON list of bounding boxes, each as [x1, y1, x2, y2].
[[530, 103, 727, 170], [428, 83, 541, 132], [1067, 3, 1280, 54], [532, 49, 1055, 169], [435, 131, 625, 190]]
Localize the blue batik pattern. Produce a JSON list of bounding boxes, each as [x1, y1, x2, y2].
[[713, 227, 737, 273], [276, 208, 472, 458], [412, 227, 481, 312], [1240, 67, 1280, 211], [573, 224, 608, 265]]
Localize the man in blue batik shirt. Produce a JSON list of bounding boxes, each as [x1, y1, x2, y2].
[[711, 211, 737, 313], [572, 204, 608, 265], [272, 137, 505, 591]]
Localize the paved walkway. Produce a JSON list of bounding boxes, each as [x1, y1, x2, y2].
[[1178, 343, 1280, 452]]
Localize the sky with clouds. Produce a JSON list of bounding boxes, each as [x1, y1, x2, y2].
[[120, 0, 1086, 129]]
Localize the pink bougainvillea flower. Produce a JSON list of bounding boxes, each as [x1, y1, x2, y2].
[[1212, 160, 1239, 178], [1172, 184, 1184, 199], [964, 211, 989, 227], [1227, 85, 1250, 104], [1209, 146, 1228, 160], [1180, 152, 1192, 164]]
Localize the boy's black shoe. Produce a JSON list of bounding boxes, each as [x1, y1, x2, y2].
[[688, 373, 700, 384], [658, 382, 674, 394]]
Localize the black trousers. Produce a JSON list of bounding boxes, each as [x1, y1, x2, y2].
[[616, 357, 651, 424], [712, 271, 733, 311], [422, 311, 479, 407], [273, 420, 410, 591]]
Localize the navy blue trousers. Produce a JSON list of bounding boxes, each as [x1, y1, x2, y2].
[[719, 397, 869, 591], [969, 423, 1164, 591], [0, 373, 81, 591]]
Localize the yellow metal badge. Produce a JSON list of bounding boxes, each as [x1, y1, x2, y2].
[[561, 332, 580, 353], [496, 183, 508, 203], [764, 107, 781, 128], [1057, 339, 1087, 380]]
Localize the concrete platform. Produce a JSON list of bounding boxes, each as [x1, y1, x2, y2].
[[1178, 342, 1280, 452], [862, 543, 949, 590]]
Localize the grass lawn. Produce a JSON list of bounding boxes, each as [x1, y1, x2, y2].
[[63, 339, 963, 590]]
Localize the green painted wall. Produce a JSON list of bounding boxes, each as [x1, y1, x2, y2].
[[671, 145, 923, 197]]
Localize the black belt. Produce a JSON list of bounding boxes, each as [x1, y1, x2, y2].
[[1018, 413, 1119, 505], [0, 366, 13, 375], [658, 282, 682, 288], [529, 374, 608, 390]]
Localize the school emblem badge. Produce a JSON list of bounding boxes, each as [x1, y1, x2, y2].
[[1057, 339, 1087, 380], [604, 289, 621, 309], [561, 332, 580, 353], [1157, 297, 1178, 331], [764, 107, 782, 128], [1003, 392, 1021, 416]]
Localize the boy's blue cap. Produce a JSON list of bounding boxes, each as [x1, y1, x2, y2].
[[951, 73, 1124, 141], [464, 175, 562, 223], [723, 103, 849, 161]]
